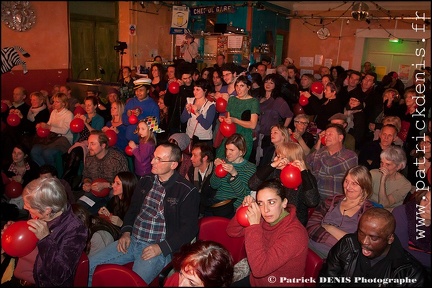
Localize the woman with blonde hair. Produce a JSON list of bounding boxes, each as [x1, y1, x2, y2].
[[249, 141, 320, 226], [307, 165, 374, 258]]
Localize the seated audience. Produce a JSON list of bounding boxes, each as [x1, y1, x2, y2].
[[101, 100, 128, 151], [307, 165, 374, 259], [259, 124, 290, 168], [168, 133, 193, 178], [327, 113, 356, 152], [290, 114, 315, 156], [227, 179, 308, 287]]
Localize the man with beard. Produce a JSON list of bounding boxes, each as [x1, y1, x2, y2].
[[76, 130, 129, 215], [319, 208, 428, 286]]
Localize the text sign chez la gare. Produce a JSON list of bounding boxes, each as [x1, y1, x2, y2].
[[191, 5, 235, 16]]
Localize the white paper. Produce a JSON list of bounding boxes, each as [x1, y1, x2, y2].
[[300, 57, 314, 67], [79, 195, 96, 207], [314, 55, 323, 65], [227, 35, 243, 49], [341, 61, 350, 70], [324, 58, 333, 68]]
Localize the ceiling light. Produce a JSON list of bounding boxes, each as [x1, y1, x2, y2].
[[352, 2, 369, 21]]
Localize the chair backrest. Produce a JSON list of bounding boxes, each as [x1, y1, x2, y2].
[[304, 248, 323, 287], [74, 252, 89, 287], [197, 216, 246, 264], [92, 264, 148, 287]]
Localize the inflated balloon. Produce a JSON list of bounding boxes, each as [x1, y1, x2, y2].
[[299, 94, 309, 106], [216, 98, 228, 113], [7, 114, 21, 127], [5, 181, 23, 198], [91, 178, 111, 198], [280, 164, 302, 190], [321, 136, 326, 146], [125, 145, 133, 156], [219, 121, 236, 138], [128, 114, 138, 125], [1, 102, 8, 113], [311, 82, 324, 94], [215, 164, 228, 178], [70, 118, 85, 133], [236, 206, 250, 227], [1, 221, 38, 257], [73, 106, 86, 115], [168, 81, 180, 94], [105, 129, 118, 147], [36, 127, 50, 138], [293, 103, 304, 116]]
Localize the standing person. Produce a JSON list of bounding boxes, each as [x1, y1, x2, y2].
[[213, 54, 225, 72], [319, 208, 428, 286], [344, 93, 366, 151], [249, 142, 319, 226], [30, 92, 74, 167], [2, 177, 88, 287], [337, 70, 361, 108], [180, 32, 198, 65], [313, 82, 343, 131], [88, 143, 200, 285], [210, 133, 256, 218], [149, 63, 167, 102], [128, 116, 159, 178], [164, 240, 234, 287], [119, 66, 136, 102], [181, 78, 216, 147], [228, 179, 308, 287], [216, 75, 259, 161], [156, 95, 170, 143], [307, 165, 374, 259]]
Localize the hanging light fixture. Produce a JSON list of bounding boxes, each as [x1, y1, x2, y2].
[[351, 2, 369, 21]]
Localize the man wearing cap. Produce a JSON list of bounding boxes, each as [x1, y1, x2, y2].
[[122, 78, 159, 143], [180, 32, 198, 65]]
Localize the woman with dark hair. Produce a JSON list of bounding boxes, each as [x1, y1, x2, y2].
[[4, 144, 39, 188], [313, 82, 343, 131], [249, 72, 264, 99], [164, 240, 234, 287], [98, 171, 137, 227], [149, 63, 167, 102]]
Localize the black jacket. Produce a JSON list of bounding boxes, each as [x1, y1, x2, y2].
[[319, 232, 428, 287]]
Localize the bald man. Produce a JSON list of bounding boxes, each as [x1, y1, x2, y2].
[[319, 208, 428, 286]]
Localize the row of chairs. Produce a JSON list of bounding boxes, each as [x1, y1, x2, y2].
[[73, 216, 323, 287]]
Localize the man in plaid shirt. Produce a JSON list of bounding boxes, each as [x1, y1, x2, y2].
[[87, 142, 200, 285]]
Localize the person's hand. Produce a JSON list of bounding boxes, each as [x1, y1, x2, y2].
[[1, 221, 15, 240], [218, 116, 225, 123], [291, 131, 302, 142], [291, 159, 306, 171], [214, 92, 222, 100], [127, 110, 132, 117], [11, 175, 22, 183], [224, 117, 233, 124], [98, 207, 110, 217], [214, 158, 225, 166], [82, 182, 92, 193], [185, 103, 193, 114], [134, 108, 141, 116], [301, 91, 312, 99], [379, 167, 390, 181], [78, 114, 87, 121], [245, 202, 261, 225], [91, 180, 109, 192], [15, 110, 23, 119], [102, 126, 108, 132], [117, 232, 131, 254], [312, 90, 323, 99], [222, 163, 235, 175], [321, 223, 331, 231], [271, 156, 288, 170], [110, 215, 123, 227], [142, 244, 162, 260], [241, 195, 255, 207], [128, 141, 137, 149], [27, 219, 49, 240]]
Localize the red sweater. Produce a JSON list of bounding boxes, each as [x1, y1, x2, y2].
[[227, 205, 308, 287]]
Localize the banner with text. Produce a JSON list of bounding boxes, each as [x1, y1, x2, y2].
[[190, 5, 235, 16]]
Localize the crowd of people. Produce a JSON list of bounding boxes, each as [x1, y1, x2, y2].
[[1, 57, 430, 286]]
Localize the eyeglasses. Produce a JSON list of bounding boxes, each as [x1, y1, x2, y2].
[[222, 72, 232, 77], [151, 155, 176, 163], [294, 120, 309, 126]]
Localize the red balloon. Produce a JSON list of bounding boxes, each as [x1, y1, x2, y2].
[[70, 118, 85, 133], [36, 127, 50, 138], [216, 98, 228, 113], [293, 103, 304, 116], [105, 129, 118, 147], [290, 134, 299, 143], [1, 221, 38, 257], [236, 206, 250, 227], [1, 172, 11, 185], [214, 164, 228, 178], [125, 145, 133, 156], [128, 114, 138, 125], [6, 114, 21, 127], [91, 178, 111, 198], [219, 121, 236, 138], [73, 106, 86, 115], [311, 82, 324, 94], [5, 181, 23, 198], [299, 94, 309, 106], [321, 136, 326, 146], [168, 81, 180, 94], [1, 102, 8, 113], [280, 164, 302, 190]]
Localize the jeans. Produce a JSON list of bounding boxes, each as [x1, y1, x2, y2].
[[88, 236, 171, 286]]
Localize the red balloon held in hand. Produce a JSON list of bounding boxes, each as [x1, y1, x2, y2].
[[70, 118, 85, 133], [236, 206, 250, 227], [73, 106, 86, 115], [7, 114, 21, 127], [216, 98, 228, 113], [5, 181, 23, 198], [293, 103, 304, 116], [105, 129, 118, 147], [214, 164, 228, 178], [299, 94, 309, 106], [219, 121, 236, 138], [1, 221, 38, 257], [91, 178, 111, 198], [321, 136, 326, 146], [36, 127, 50, 138], [1, 102, 8, 113], [168, 81, 180, 94], [290, 134, 298, 143], [125, 145, 133, 156], [311, 82, 324, 94], [280, 164, 302, 190], [128, 114, 138, 125]]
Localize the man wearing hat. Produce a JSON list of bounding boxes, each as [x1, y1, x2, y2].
[[121, 78, 159, 143], [180, 31, 198, 65]]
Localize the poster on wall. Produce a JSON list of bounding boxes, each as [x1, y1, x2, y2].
[[300, 57, 314, 67], [170, 6, 189, 34], [398, 64, 411, 83], [314, 55, 323, 65]]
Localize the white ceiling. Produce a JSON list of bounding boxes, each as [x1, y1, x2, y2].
[[266, 1, 431, 12]]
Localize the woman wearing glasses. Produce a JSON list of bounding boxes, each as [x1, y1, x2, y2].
[[290, 114, 316, 155]]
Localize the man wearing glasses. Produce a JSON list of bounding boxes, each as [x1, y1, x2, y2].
[[88, 142, 200, 285]]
